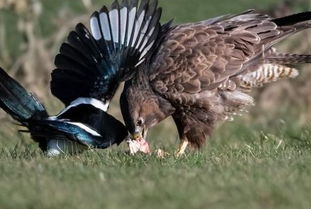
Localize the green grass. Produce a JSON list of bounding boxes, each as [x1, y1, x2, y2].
[[0, 115, 311, 209]]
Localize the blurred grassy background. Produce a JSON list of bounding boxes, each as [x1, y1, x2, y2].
[[1, 0, 311, 209]]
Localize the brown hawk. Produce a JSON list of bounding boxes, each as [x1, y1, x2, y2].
[[120, 7, 311, 156]]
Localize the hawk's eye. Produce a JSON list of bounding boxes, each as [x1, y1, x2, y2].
[[136, 118, 143, 126]]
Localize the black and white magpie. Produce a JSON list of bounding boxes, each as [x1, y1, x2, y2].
[[0, 0, 168, 156]]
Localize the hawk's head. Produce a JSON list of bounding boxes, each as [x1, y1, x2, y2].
[[120, 75, 175, 142]]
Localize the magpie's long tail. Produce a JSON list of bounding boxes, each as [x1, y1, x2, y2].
[[0, 67, 48, 123]]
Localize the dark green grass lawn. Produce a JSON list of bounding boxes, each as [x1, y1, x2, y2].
[[0, 115, 311, 209]]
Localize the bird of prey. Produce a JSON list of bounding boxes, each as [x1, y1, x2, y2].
[[0, 0, 167, 156], [120, 9, 311, 156]]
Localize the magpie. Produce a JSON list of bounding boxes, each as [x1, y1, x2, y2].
[[0, 0, 167, 156]]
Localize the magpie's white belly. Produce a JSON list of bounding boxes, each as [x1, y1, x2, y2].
[[47, 139, 87, 157]]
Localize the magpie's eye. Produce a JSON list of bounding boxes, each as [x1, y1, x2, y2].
[[136, 118, 143, 126]]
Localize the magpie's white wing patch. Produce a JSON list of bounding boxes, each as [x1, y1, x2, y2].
[[67, 122, 102, 137], [89, 0, 163, 67], [50, 97, 109, 120]]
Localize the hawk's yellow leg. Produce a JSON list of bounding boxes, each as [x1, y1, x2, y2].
[[175, 140, 189, 157]]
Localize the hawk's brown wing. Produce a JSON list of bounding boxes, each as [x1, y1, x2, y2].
[[148, 10, 308, 102]]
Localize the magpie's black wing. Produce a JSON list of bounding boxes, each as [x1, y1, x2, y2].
[[54, 101, 128, 146], [32, 119, 125, 149], [51, 0, 166, 106]]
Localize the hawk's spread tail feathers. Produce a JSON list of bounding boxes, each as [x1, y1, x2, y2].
[[52, 0, 167, 106]]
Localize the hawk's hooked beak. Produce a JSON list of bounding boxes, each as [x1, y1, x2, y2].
[[132, 132, 142, 141], [132, 128, 147, 141]]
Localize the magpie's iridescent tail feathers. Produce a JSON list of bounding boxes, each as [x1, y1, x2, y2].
[[52, 0, 168, 105], [0, 67, 47, 123]]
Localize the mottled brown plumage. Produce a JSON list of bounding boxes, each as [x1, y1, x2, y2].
[[121, 9, 311, 153]]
